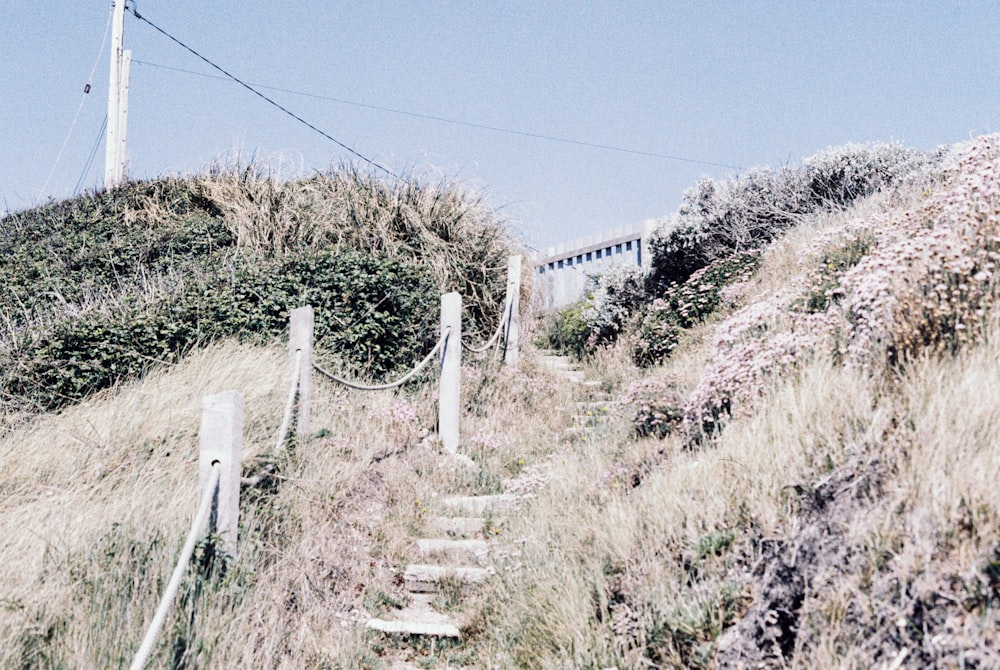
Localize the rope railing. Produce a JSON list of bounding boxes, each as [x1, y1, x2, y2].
[[274, 348, 303, 454], [313, 328, 450, 391], [461, 302, 510, 354], [129, 461, 221, 670], [122, 256, 524, 662]]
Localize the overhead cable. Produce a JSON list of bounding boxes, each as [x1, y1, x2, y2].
[[131, 58, 743, 171], [40, 5, 115, 198], [75, 115, 109, 195], [126, 7, 403, 181]]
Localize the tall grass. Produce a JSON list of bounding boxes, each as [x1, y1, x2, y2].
[[187, 159, 516, 329]]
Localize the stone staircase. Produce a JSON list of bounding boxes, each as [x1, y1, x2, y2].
[[365, 351, 611, 660], [366, 491, 517, 638]]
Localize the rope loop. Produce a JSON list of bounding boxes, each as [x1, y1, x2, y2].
[[461, 302, 510, 354], [314, 328, 450, 391], [274, 349, 303, 454]]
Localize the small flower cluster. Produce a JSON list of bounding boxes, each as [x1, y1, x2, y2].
[[839, 134, 1000, 367], [378, 398, 424, 446], [625, 375, 685, 438], [682, 295, 832, 441]]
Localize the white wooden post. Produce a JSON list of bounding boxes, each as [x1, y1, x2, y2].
[[289, 306, 314, 435], [439, 292, 462, 453], [199, 391, 244, 558], [504, 255, 522, 368], [105, 0, 127, 188]]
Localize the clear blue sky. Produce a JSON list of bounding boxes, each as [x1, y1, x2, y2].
[[2, 1, 998, 250]]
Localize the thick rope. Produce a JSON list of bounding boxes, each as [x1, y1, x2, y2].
[[313, 329, 449, 391], [129, 462, 221, 670], [461, 303, 509, 354], [274, 349, 303, 454]]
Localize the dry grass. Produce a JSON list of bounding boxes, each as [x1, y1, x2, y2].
[[0, 335, 582, 668], [183, 158, 518, 327], [3, 139, 998, 669]]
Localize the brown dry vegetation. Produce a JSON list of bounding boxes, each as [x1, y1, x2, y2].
[[2, 137, 999, 669]]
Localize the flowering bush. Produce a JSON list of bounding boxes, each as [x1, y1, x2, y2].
[[682, 297, 830, 442], [680, 134, 1000, 444], [625, 376, 685, 438], [633, 252, 761, 368], [838, 136, 1000, 366]]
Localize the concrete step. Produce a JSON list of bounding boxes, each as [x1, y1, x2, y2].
[[427, 516, 485, 538], [572, 412, 611, 424], [366, 617, 461, 638], [575, 400, 624, 409], [416, 538, 490, 563], [366, 594, 462, 638], [561, 426, 599, 442], [441, 494, 519, 515], [538, 355, 577, 370], [404, 564, 493, 593]]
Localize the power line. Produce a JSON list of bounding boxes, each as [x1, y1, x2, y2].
[[40, 5, 114, 198], [131, 58, 743, 172], [125, 6, 404, 181], [76, 115, 108, 195]]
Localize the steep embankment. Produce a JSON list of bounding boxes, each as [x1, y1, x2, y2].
[[499, 134, 1000, 668]]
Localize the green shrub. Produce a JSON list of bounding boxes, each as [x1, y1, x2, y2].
[[633, 252, 761, 368], [583, 264, 646, 348], [0, 166, 515, 413], [3, 251, 438, 412], [645, 216, 711, 291], [632, 301, 681, 368], [626, 376, 684, 438], [796, 232, 875, 313], [804, 141, 928, 207], [538, 301, 592, 360], [646, 142, 928, 296]]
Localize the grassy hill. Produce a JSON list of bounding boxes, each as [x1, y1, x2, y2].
[[0, 165, 515, 420], [1, 137, 998, 668]]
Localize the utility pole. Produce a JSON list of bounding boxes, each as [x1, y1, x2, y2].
[[105, 0, 129, 188]]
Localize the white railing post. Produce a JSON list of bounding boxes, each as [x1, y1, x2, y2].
[[504, 255, 522, 368], [439, 292, 462, 453], [289, 306, 314, 435], [199, 391, 244, 558]]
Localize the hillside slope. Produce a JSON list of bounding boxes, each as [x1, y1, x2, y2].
[[0, 165, 516, 420], [2, 137, 999, 668], [500, 134, 1000, 668]]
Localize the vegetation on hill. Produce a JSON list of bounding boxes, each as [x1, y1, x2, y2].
[[2, 136, 998, 668], [519, 134, 1000, 667], [541, 140, 936, 364], [0, 164, 516, 418]]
